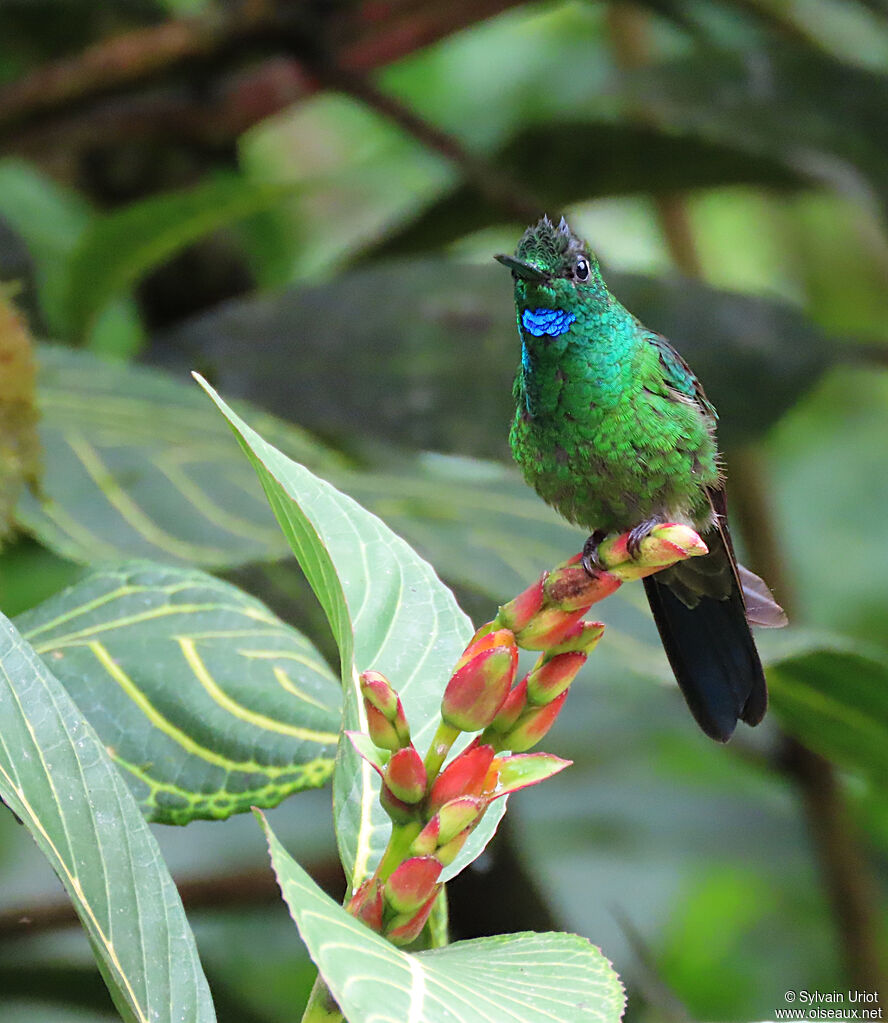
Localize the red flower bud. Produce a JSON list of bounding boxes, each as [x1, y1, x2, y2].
[[347, 878, 383, 932], [483, 752, 572, 799], [413, 795, 484, 858], [427, 743, 496, 815], [434, 825, 475, 866], [360, 670, 399, 717], [500, 690, 569, 752], [525, 651, 587, 706], [488, 677, 528, 733], [441, 632, 518, 732], [384, 746, 427, 804], [496, 576, 545, 633], [543, 620, 605, 656], [360, 671, 410, 748], [386, 889, 440, 946], [384, 856, 443, 914], [514, 607, 588, 650], [365, 704, 402, 752], [542, 558, 620, 611], [380, 782, 420, 824]]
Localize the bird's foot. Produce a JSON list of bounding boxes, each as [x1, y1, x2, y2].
[[581, 530, 607, 577], [626, 518, 663, 559]]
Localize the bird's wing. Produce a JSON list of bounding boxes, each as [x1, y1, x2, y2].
[[646, 330, 718, 418]]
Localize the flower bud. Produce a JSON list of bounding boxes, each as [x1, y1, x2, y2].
[[380, 784, 420, 824], [427, 743, 495, 816], [542, 557, 621, 611], [488, 677, 528, 734], [483, 752, 572, 799], [360, 670, 410, 749], [386, 889, 440, 946], [384, 856, 443, 914], [347, 878, 383, 932], [525, 651, 586, 706], [441, 631, 518, 732], [499, 690, 569, 752], [413, 795, 484, 857], [513, 606, 588, 650], [543, 620, 605, 656], [365, 704, 402, 752], [384, 746, 427, 804], [434, 826, 474, 866], [496, 577, 545, 633], [598, 524, 707, 580]]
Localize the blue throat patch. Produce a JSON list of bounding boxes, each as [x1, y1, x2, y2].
[[521, 307, 575, 337]]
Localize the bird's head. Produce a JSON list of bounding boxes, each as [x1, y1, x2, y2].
[[494, 216, 605, 313]]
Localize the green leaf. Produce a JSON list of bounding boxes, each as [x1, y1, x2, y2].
[[768, 646, 888, 786], [260, 812, 625, 1023], [0, 611, 216, 1023], [18, 344, 339, 568], [14, 561, 340, 824], [197, 378, 505, 887], [61, 174, 295, 342], [0, 159, 144, 350]]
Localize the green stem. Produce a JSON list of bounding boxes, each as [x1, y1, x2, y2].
[[301, 973, 343, 1023], [422, 720, 460, 786], [375, 821, 423, 883]]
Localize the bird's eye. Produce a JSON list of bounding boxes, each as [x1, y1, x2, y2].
[[574, 257, 590, 282]]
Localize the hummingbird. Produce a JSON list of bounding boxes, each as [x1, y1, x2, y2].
[[495, 216, 786, 742]]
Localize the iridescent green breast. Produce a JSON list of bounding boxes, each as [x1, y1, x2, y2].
[[510, 310, 720, 534]]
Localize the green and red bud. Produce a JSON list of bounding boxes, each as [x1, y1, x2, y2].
[[386, 889, 440, 946], [512, 606, 589, 650], [542, 620, 605, 656], [497, 689, 569, 752], [542, 556, 621, 611], [598, 523, 708, 581], [360, 670, 410, 750], [427, 742, 496, 815], [347, 878, 384, 932], [384, 856, 443, 915], [441, 630, 518, 732], [496, 577, 545, 633], [488, 677, 528, 734], [483, 752, 572, 799], [412, 796, 484, 856], [384, 746, 427, 804], [525, 650, 587, 705]]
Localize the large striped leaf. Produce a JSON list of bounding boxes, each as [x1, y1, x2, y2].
[[198, 379, 504, 889], [261, 813, 626, 1023], [19, 345, 340, 568], [15, 561, 340, 824], [0, 611, 216, 1023]]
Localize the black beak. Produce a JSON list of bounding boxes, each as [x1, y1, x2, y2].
[[494, 254, 549, 282]]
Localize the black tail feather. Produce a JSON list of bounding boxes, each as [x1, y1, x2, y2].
[[643, 572, 767, 742]]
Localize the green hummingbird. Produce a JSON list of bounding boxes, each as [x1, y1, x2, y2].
[[496, 216, 786, 742]]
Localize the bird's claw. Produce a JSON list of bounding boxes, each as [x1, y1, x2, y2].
[[581, 530, 607, 577], [626, 519, 662, 559]]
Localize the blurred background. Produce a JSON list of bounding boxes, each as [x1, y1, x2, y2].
[[0, 0, 887, 1020]]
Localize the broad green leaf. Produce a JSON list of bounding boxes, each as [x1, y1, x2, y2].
[[15, 561, 340, 824], [159, 259, 836, 456], [0, 159, 143, 352], [18, 344, 340, 568], [769, 646, 888, 786], [197, 378, 505, 887], [0, 611, 216, 1023], [61, 174, 295, 342], [260, 812, 626, 1023]]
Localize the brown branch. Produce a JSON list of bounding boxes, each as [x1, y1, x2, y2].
[[608, 1, 887, 1001], [312, 64, 543, 224], [0, 0, 525, 145]]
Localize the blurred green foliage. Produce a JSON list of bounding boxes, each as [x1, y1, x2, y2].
[[0, 0, 887, 1021]]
